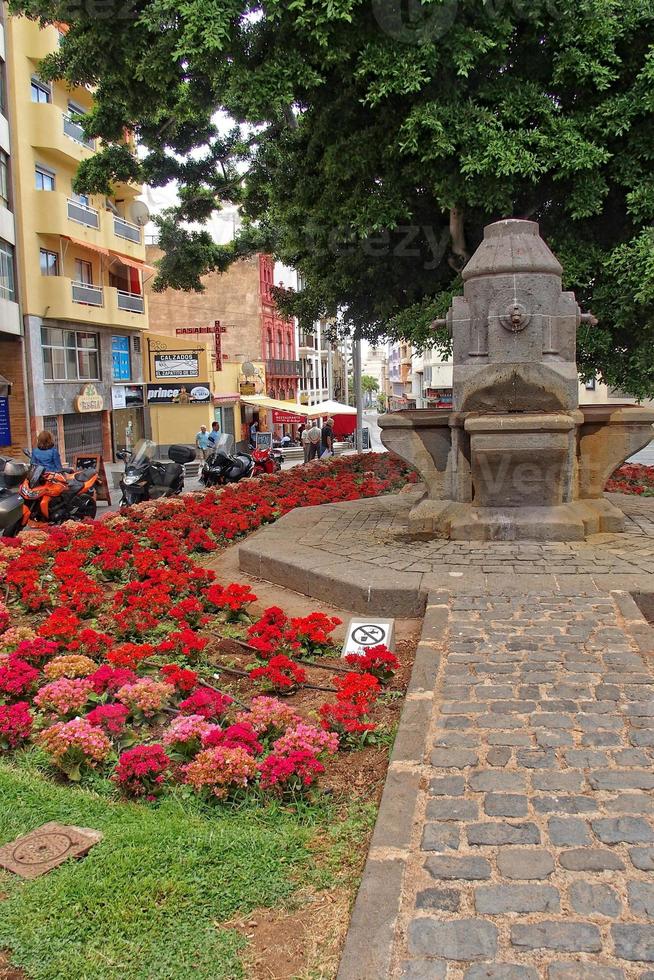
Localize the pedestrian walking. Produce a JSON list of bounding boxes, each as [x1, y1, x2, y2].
[[195, 424, 212, 460], [249, 420, 259, 448], [208, 421, 220, 448], [320, 417, 335, 458], [305, 423, 322, 462]]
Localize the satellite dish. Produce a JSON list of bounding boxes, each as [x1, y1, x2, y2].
[[129, 200, 151, 227]]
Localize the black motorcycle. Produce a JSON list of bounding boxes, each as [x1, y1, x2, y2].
[[0, 455, 29, 537], [117, 440, 196, 507], [200, 434, 255, 487]]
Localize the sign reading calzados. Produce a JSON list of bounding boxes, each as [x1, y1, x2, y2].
[[146, 383, 211, 404], [154, 353, 199, 379], [74, 383, 104, 413]]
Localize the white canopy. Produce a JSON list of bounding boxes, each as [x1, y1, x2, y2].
[[240, 396, 356, 417], [305, 399, 356, 417]]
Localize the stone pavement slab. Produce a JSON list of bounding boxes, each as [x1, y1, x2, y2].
[[337, 591, 654, 980]]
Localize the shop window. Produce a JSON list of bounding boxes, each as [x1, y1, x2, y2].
[[35, 165, 55, 191], [0, 240, 15, 301], [40, 249, 59, 277], [31, 77, 51, 103], [112, 336, 131, 381], [42, 327, 99, 381]]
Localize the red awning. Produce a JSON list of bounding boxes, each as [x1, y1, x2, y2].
[[66, 236, 109, 256], [111, 252, 156, 273]]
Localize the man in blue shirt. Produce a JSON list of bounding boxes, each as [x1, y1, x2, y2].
[[195, 425, 212, 460]]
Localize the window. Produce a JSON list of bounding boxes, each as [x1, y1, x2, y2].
[[41, 327, 100, 381], [112, 336, 131, 381], [74, 259, 93, 285], [40, 249, 59, 277], [31, 78, 51, 103], [0, 240, 15, 301], [35, 166, 55, 191], [0, 151, 8, 209], [585, 379, 596, 391], [71, 191, 90, 207]]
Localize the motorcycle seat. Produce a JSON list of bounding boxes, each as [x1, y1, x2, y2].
[[75, 469, 96, 482], [228, 456, 251, 478]]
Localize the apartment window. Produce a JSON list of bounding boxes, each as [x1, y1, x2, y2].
[[0, 151, 8, 209], [74, 259, 93, 285], [40, 249, 59, 277], [41, 327, 100, 381], [0, 240, 15, 301], [35, 166, 55, 191], [71, 191, 90, 207], [31, 77, 51, 103], [112, 336, 131, 381]]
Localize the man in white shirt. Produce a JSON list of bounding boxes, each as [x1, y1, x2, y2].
[[305, 423, 322, 462]]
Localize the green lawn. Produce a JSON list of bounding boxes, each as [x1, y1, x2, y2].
[[0, 757, 369, 980]]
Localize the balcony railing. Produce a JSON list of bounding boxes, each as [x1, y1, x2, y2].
[[113, 215, 142, 244], [266, 358, 301, 377], [67, 197, 100, 229], [63, 113, 95, 150], [117, 290, 144, 313], [72, 281, 103, 307]]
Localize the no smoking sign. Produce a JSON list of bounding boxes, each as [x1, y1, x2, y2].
[[341, 618, 395, 658]]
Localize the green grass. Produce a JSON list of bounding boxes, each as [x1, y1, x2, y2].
[[0, 755, 359, 980]]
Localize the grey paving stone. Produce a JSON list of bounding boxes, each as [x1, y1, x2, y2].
[[569, 881, 622, 916], [547, 966, 624, 980], [548, 817, 592, 846], [415, 887, 461, 912], [605, 793, 654, 813], [486, 747, 511, 767], [511, 921, 601, 952], [488, 733, 531, 746], [425, 855, 491, 880], [428, 776, 465, 796], [629, 846, 654, 870], [516, 749, 557, 769], [430, 748, 478, 768], [559, 848, 625, 871], [467, 822, 540, 846], [591, 816, 654, 844], [484, 794, 529, 817], [612, 923, 654, 962], [589, 769, 654, 791], [464, 967, 539, 980], [426, 799, 479, 822], [469, 771, 526, 792], [533, 795, 597, 814], [627, 880, 654, 918], [533, 772, 584, 792], [565, 749, 609, 767], [407, 918, 498, 961], [434, 733, 477, 748], [496, 848, 555, 880], [475, 884, 559, 914], [422, 824, 460, 852], [400, 961, 447, 980]]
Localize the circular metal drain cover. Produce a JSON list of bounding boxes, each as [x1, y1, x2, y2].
[[12, 832, 75, 867]]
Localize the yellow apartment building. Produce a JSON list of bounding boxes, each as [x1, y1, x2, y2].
[[4, 15, 151, 461]]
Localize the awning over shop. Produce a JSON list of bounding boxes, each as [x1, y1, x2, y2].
[[214, 393, 241, 404], [241, 396, 358, 418], [305, 399, 357, 417]]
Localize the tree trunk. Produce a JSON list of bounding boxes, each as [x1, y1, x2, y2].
[[448, 206, 469, 271]]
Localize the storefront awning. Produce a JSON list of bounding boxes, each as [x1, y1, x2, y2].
[[65, 236, 109, 256], [214, 393, 241, 404]]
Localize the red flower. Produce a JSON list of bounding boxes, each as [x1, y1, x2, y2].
[[0, 701, 33, 749], [160, 663, 199, 693], [178, 687, 233, 720], [345, 645, 400, 683], [106, 642, 154, 670], [88, 665, 136, 695], [86, 703, 130, 736], [203, 722, 262, 755], [113, 744, 172, 798], [334, 671, 381, 707], [259, 750, 324, 790], [249, 655, 307, 693], [0, 656, 40, 699]]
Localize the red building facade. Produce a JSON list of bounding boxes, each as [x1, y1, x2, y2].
[[259, 255, 300, 401]]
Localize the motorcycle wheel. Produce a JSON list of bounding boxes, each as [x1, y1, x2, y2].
[[1, 519, 22, 538]]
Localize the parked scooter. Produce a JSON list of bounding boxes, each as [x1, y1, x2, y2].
[[0, 450, 100, 536], [117, 439, 196, 507], [0, 455, 29, 537], [199, 434, 255, 487], [252, 446, 283, 476]]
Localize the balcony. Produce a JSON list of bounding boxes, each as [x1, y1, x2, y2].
[[113, 215, 142, 244], [117, 290, 145, 314], [266, 358, 301, 377], [35, 276, 149, 330], [67, 198, 100, 230], [72, 280, 103, 306], [63, 113, 95, 151]]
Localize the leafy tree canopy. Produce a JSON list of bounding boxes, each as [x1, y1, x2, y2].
[[11, 0, 654, 395]]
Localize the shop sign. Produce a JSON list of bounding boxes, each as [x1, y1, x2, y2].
[[154, 353, 199, 379], [74, 383, 104, 414], [112, 385, 145, 410], [272, 410, 305, 424], [0, 396, 11, 446], [146, 383, 211, 405], [426, 388, 453, 409], [239, 382, 256, 396]]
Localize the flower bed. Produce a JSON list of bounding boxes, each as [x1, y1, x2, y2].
[[0, 453, 416, 805], [606, 463, 654, 495]]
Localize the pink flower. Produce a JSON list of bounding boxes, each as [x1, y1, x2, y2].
[[116, 678, 175, 718], [235, 697, 301, 737], [162, 714, 220, 757], [39, 717, 111, 779], [183, 746, 258, 799], [34, 678, 93, 717], [272, 723, 339, 758]]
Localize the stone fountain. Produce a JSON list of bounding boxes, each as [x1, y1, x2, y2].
[[379, 219, 654, 541]]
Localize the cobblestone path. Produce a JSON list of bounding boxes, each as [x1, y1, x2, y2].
[[380, 592, 654, 979]]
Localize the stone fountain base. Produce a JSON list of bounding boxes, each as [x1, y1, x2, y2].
[[380, 405, 654, 542]]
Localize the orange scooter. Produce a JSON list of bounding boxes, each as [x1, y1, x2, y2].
[[16, 450, 100, 530]]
